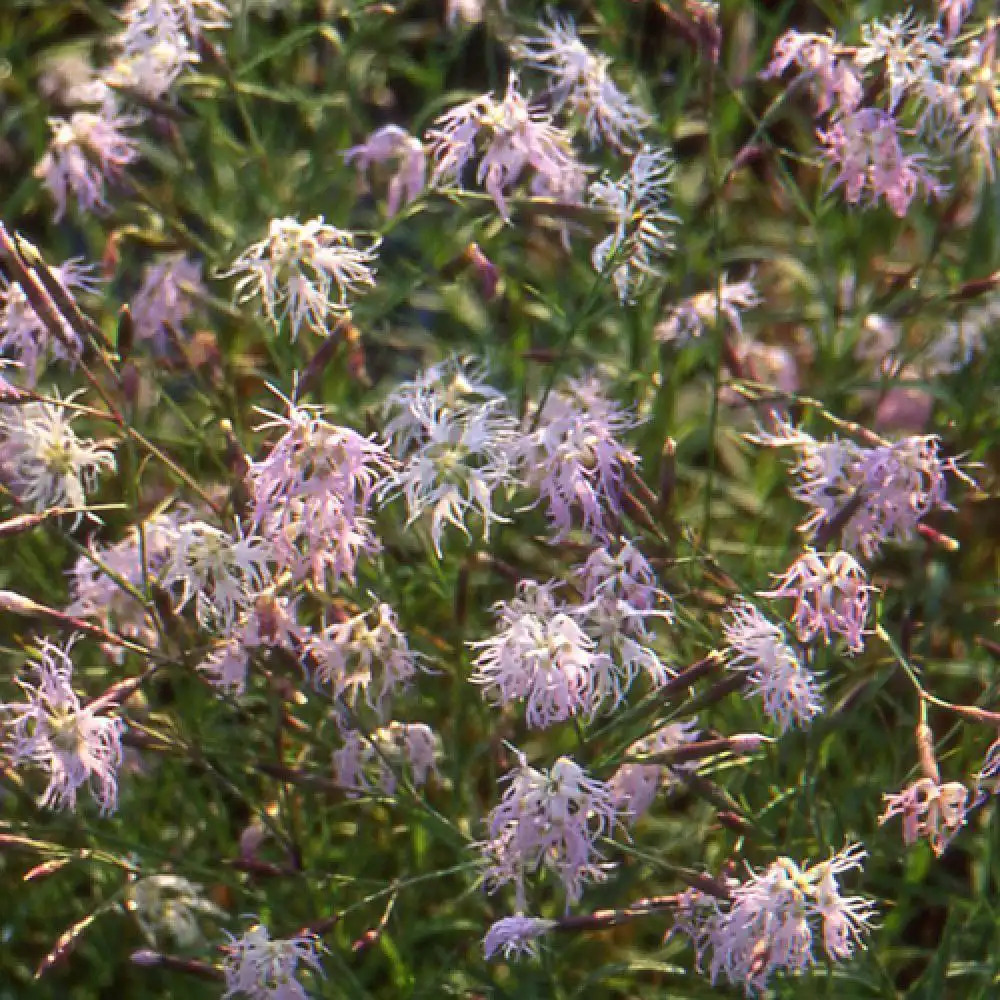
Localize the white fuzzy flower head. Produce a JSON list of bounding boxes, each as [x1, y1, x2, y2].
[[0, 395, 116, 516], [723, 601, 822, 732], [3, 639, 125, 814], [426, 74, 587, 221], [128, 874, 227, 949], [590, 145, 677, 301], [160, 516, 273, 632], [480, 750, 619, 909], [512, 14, 651, 148], [221, 922, 325, 1000], [382, 358, 520, 556], [223, 217, 380, 340]]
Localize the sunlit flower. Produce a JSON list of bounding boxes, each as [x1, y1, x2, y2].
[[879, 777, 969, 855], [483, 915, 557, 960], [654, 275, 761, 346], [128, 874, 227, 949], [344, 125, 426, 216], [221, 921, 324, 1000], [0, 395, 116, 516], [106, 0, 198, 100], [332, 721, 440, 796], [761, 29, 861, 115], [223, 217, 380, 340], [2, 639, 125, 814]]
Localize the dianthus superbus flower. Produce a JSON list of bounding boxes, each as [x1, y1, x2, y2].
[[479, 751, 618, 909], [759, 549, 874, 654], [426, 74, 587, 221], [879, 777, 969, 855], [483, 915, 557, 960], [131, 254, 204, 350], [511, 14, 650, 148], [2, 639, 125, 814], [332, 721, 440, 796], [223, 217, 380, 340], [722, 601, 822, 732], [344, 125, 426, 217], [671, 843, 875, 994], [0, 395, 117, 516], [514, 376, 640, 541], [221, 922, 324, 1000], [654, 275, 761, 346]]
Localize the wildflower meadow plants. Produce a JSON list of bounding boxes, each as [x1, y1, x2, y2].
[[0, 1, 997, 998]]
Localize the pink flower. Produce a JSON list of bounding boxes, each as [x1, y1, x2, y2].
[[332, 721, 440, 796], [425, 74, 587, 221], [722, 601, 822, 732], [879, 777, 969, 855], [479, 751, 619, 909], [344, 125, 426, 217], [938, 0, 975, 40], [671, 843, 875, 994], [35, 106, 142, 220], [2, 639, 125, 814], [818, 107, 946, 217], [654, 274, 760, 346], [758, 549, 874, 654], [514, 376, 640, 541], [761, 29, 861, 115], [131, 254, 204, 351]]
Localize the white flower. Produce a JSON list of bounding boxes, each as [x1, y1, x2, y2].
[[655, 275, 761, 345], [590, 145, 677, 301], [0, 395, 116, 516], [512, 14, 651, 148], [223, 217, 380, 340]]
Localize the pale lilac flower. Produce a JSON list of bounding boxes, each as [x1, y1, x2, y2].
[[750, 418, 959, 559], [306, 600, 420, 716], [879, 777, 969, 855], [381, 359, 520, 556], [514, 376, 640, 541], [483, 915, 557, 960], [722, 601, 822, 732], [198, 637, 250, 695], [855, 13, 947, 113], [159, 517, 273, 632], [609, 719, 700, 821], [590, 145, 676, 302], [759, 549, 874, 653], [654, 275, 761, 346], [223, 217, 380, 340], [761, 29, 861, 115], [2, 639, 124, 814], [249, 391, 391, 586], [221, 922, 324, 1000], [479, 751, 619, 909], [106, 1, 198, 100], [332, 721, 440, 796], [575, 541, 675, 703], [470, 580, 598, 727], [938, 0, 975, 40], [425, 74, 587, 221], [511, 14, 651, 148], [671, 843, 875, 995], [818, 107, 946, 217], [0, 395, 116, 515], [344, 125, 426, 217], [131, 254, 204, 350], [123, 0, 230, 38], [0, 257, 99, 381], [35, 105, 142, 219]]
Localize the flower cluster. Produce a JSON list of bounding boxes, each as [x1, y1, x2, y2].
[[479, 751, 618, 908], [671, 844, 876, 995]]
